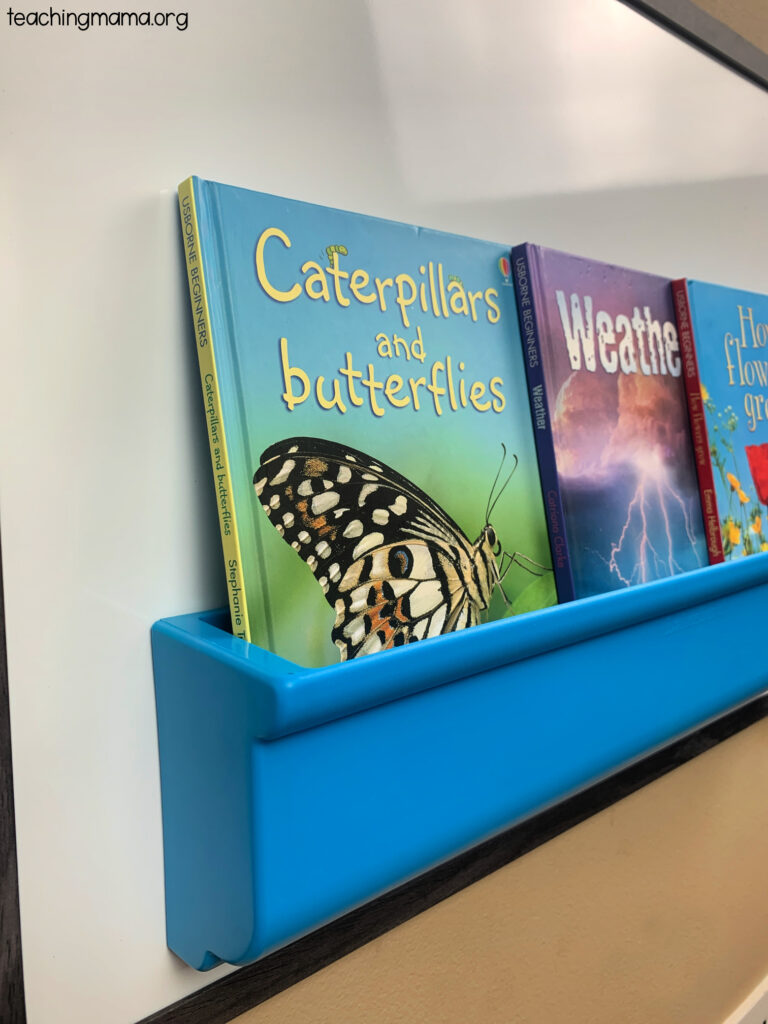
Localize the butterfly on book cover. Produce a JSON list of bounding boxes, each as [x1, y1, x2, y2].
[[253, 436, 541, 661]]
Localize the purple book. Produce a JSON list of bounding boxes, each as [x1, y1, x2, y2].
[[512, 244, 708, 600]]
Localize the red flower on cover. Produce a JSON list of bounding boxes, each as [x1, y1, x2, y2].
[[746, 444, 768, 506]]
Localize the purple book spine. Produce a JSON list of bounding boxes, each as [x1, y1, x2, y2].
[[511, 244, 575, 602]]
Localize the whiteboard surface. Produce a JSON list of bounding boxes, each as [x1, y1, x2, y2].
[[1, 1, 766, 1021]]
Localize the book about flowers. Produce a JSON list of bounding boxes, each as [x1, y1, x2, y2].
[[673, 279, 768, 561], [178, 177, 555, 667], [511, 244, 709, 602]]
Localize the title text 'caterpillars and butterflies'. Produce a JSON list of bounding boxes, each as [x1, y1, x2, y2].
[[254, 227, 507, 417]]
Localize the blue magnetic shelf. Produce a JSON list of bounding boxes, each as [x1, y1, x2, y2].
[[152, 555, 768, 971]]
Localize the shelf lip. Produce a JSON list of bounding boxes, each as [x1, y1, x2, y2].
[[154, 554, 768, 740]]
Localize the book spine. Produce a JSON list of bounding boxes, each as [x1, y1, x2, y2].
[[672, 279, 725, 564], [511, 245, 576, 602], [178, 178, 252, 640]]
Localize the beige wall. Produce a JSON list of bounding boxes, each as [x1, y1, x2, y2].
[[233, 717, 768, 1024], [692, 0, 768, 55]]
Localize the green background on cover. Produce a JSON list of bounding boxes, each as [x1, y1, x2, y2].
[[197, 179, 554, 666]]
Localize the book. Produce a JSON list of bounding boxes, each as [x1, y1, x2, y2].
[[178, 177, 555, 667], [511, 244, 709, 601], [673, 279, 768, 561]]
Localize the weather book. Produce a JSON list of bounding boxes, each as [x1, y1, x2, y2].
[[179, 177, 555, 667], [673, 279, 768, 561], [511, 244, 709, 602]]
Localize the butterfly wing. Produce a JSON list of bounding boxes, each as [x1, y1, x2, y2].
[[253, 437, 489, 660]]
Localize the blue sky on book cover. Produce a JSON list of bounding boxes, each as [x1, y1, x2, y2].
[[528, 246, 708, 598], [687, 280, 768, 559], [194, 179, 554, 666]]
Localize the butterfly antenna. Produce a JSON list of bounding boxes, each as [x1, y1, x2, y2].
[[485, 444, 507, 524], [486, 449, 519, 524]]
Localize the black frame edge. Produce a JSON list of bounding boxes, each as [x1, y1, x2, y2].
[[136, 691, 768, 1024], [620, 0, 768, 91], [0, 533, 27, 1024]]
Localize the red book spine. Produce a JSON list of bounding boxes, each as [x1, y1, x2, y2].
[[672, 279, 725, 564]]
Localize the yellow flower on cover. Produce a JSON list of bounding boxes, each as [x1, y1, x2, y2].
[[751, 517, 762, 534], [762, 542, 768, 552], [727, 473, 740, 490], [727, 522, 741, 546], [701, 384, 709, 400], [738, 489, 750, 504]]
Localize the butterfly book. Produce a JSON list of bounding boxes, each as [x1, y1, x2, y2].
[[178, 177, 555, 667], [511, 244, 709, 602], [672, 279, 768, 562]]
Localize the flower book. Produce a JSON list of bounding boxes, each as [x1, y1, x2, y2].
[[178, 177, 555, 666], [511, 244, 709, 602], [673, 279, 768, 561]]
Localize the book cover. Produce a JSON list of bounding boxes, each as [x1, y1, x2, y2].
[[179, 177, 555, 667], [674, 279, 768, 560], [512, 244, 709, 601]]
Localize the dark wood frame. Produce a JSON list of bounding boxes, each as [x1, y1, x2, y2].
[[2, 6, 767, 1024], [622, 0, 768, 91], [1, 535, 27, 1024]]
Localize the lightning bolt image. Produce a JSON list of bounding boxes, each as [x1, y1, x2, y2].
[[606, 446, 704, 587], [552, 369, 707, 595]]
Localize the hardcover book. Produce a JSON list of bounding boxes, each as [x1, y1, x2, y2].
[[511, 244, 709, 601], [673, 279, 768, 561], [179, 177, 555, 667]]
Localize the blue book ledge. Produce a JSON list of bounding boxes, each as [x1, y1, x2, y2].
[[151, 554, 768, 971]]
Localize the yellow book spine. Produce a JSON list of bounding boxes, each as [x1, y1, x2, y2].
[[178, 177, 251, 642]]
